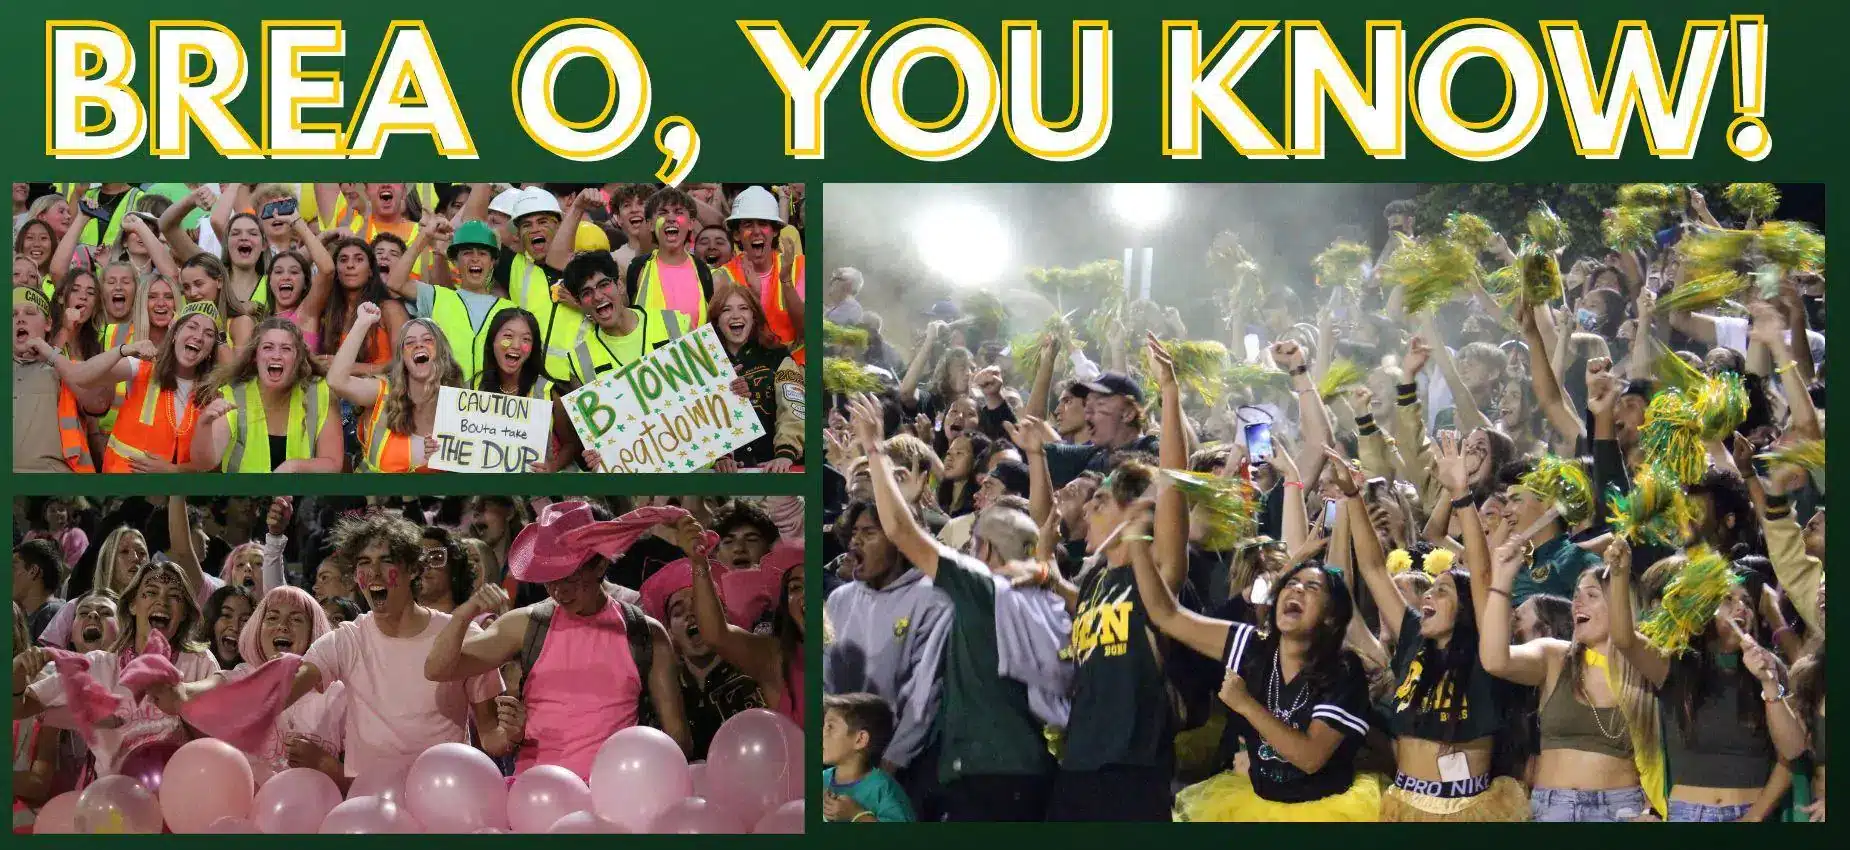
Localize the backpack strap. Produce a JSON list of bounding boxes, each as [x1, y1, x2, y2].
[[617, 599, 652, 682], [624, 253, 647, 307], [517, 599, 557, 700], [693, 257, 715, 302]]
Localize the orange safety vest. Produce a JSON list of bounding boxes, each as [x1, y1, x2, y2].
[[721, 254, 806, 365], [56, 385, 96, 473], [102, 360, 197, 473], [355, 377, 432, 473]]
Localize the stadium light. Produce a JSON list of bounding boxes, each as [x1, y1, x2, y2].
[[1108, 183, 1175, 231], [914, 202, 1010, 286]]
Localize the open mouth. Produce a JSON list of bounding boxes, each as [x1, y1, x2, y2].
[[218, 633, 238, 654], [367, 582, 387, 594], [501, 348, 523, 370], [378, 189, 396, 206], [1281, 599, 1303, 617], [271, 635, 293, 653], [14, 326, 28, 342], [686, 622, 701, 640], [81, 625, 103, 642], [1574, 613, 1591, 626], [729, 556, 753, 570], [411, 351, 432, 366], [748, 236, 767, 251], [529, 234, 547, 251], [147, 612, 172, 632], [264, 361, 286, 380], [183, 341, 202, 357], [725, 318, 748, 336], [591, 299, 615, 322], [110, 292, 129, 311], [1420, 605, 1436, 619], [465, 262, 486, 278]]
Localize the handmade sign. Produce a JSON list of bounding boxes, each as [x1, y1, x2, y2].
[[563, 325, 765, 472], [430, 387, 553, 473]]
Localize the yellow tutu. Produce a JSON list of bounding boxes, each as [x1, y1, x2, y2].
[[1175, 771, 1384, 822]]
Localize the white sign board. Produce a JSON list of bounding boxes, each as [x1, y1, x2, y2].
[[430, 386, 553, 473], [563, 324, 765, 472]]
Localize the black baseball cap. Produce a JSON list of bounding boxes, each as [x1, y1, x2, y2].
[[1075, 372, 1145, 405], [987, 460, 1030, 497]]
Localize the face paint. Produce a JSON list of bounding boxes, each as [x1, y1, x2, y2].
[[499, 338, 513, 349], [387, 567, 401, 587]]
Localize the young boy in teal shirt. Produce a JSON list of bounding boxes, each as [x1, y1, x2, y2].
[[822, 693, 916, 822]]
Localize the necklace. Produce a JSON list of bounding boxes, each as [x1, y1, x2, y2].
[[1267, 647, 1310, 720]]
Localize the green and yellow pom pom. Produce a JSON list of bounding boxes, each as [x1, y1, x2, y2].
[[1602, 205, 1660, 251], [1312, 240, 1371, 292], [1641, 547, 1741, 656], [1757, 439, 1825, 494], [1756, 220, 1826, 273], [1652, 339, 1708, 395], [823, 357, 883, 395], [1445, 212, 1496, 253], [1680, 221, 1826, 280], [1382, 236, 1477, 315], [1519, 243, 1564, 307], [961, 291, 1011, 338], [1653, 271, 1747, 315], [1221, 361, 1293, 401], [1692, 371, 1748, 441], [1009, 313, 1079, 381], [1526, 203, 1569, 253], [1616, 183, 1684, 209], [1722, 183, 1779, 224], [1161, 469, 1258, 550], [1607, 464, 1695, 548], [1638, 390, 1706, 485], [824, 320, 869, 351], [1318, 358, 1367, 403], [1025, 259, 1125, 303], [1146, 339, 1231, 407], [1518, 455, 1594, 526]]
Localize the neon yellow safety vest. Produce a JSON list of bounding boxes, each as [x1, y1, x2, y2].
[[219, 379, 332, 472], [568, 308, 683, 386], [634, 254, 708, 328], [100, 322, 139, 432], [428, 286, 515, 384], [510, 253, 586, 380], [58, 185, 142, 248]]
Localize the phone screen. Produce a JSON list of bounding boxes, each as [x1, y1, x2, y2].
[[262, 198, 299, 219], [1323, 499, 1339, 526], [1248, 574, 1273, 605], [1244, 422, 1273, 463]]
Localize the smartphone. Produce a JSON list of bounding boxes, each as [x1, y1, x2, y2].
[[79, 202, 109, 221], [1248, 574, 1273, 606], [1323, 499, 1339, 526], [1244, 421, 1273, 464], [261, 198, 299, 220]]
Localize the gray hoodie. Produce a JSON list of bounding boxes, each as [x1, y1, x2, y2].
[[823, 567, 952, 770]]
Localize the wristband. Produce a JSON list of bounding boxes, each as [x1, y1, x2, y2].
[[851, 812, 876, 822], [1450, 494, 1475, 510], [1283, 481, 1304, 490], [1122, 534, 1154, 543], [1774, 360, 1798, 376], [1487, 586, 1509, 598], [1356, 415, 1379, 436], [1395, 383, 1419, 407]]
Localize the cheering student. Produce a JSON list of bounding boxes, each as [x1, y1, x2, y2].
[[15, 287, 97, 473], [638, 557, 766, 759], [422, 502, 691, 780], [558, 252, 687, 387], [14, 561, 221, 777], [709, 278, 804, 471], [622, 187, 715, 331], [200, 586, 350, 783], [466, 307, 579, 474], [384, 216, 516, 384], [252, 240, 336, 350], [191, 317, 343, 472], [716, 186, 805, 361], [680, 515, 806, 727], [327, 302, 464, 473], [458, 185, 573, 377], [30, 301, 223, 473]]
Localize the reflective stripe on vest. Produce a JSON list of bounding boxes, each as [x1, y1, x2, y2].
[[429, 287, 514, 384], [71, 186, 142, 247], [569, 309, 682, 385], [357, 380, 416, 473], [723, 254, 805, 364], [638, 255, 706, 327], [56, 385, 96, 473], [222, 379, 328, 472]]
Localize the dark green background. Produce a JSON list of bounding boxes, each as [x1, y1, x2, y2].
[[3, 0, 1843, 839]]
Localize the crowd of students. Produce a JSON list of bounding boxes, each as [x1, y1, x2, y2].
[[11, 182, 806, 474], [11, 494, 805, 831], [818, 186, 1826, 822]]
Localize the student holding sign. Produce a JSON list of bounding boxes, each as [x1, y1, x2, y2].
[[561, 252, 687, 386], [190, 317, 344, 472], [327, 302, 465, 472], [384, 216, 516, 384], [709, 279, 804, 472]]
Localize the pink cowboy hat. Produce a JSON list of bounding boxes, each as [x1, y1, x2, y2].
[[508, 502, 719, 585]]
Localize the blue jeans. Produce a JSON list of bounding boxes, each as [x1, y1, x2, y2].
[[1530, 787, 1648, 821], [1667, 800, 1754, 822]]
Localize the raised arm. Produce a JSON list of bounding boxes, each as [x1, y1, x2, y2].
[[896, 324, 940, 408], [424, 584, 524, 682], [1479, 539, 1559, 686], [1603, 539, 1670, 688], [386, 216, 441, 300], [49, 199, 89, 281], [1025, 336, 1059, 418], [849, 394, 941, 576], [1005, 416, 1057, 525], [1148, 333, 1188, 590], [679, 515, 781, 687], [1125, 530, 1231, 662], [1748, 302, 1820, 440], [159, 185, 211, 263], [325, 302, 386, 406], [1333, 449, 1405, 644], [1520, 306, 1587, 444], [40, 337, 146, 390]]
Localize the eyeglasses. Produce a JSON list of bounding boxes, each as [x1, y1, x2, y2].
[[419, 549, 449, 566]]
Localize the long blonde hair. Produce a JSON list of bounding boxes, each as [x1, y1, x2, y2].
[[91, 526, 149, 597], [382, 317, 464, 434], [200, 316, 323, 405], [1567, 565, 1662, 807]]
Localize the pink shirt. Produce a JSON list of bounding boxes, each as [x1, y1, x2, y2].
[[27, 648, 219, 775], [303, 612, 503, 779], [655, 258, 702, 326], [516, 599, 642, 781], [223, 662, 348, 784]]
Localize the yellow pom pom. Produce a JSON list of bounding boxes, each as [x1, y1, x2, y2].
[[1386, 549, 1413, 576], [1422, 548, 1456, 576]]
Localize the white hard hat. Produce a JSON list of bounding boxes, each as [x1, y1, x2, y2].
[[725, 186, 784, 225], [509, 187, 562, 222], [488, 187, 522, 216]]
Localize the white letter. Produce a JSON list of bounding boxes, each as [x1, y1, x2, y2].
[[151, 22, 260, 158], [739, 20, 869, 159], [1162, 21, 1284, 159], [47, 22, 146, 158], [1001, 21, 1113, 162], [1410, 21, 1548, 162], [512, 19, 652, 162], [861, 21, 999, 162], [1543, 21, 1727, 159], [1286, 22, 1404, 159], [264, 22, 345, 157], [346, 21, 475, 158]]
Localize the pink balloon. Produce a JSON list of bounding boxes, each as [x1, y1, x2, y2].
[[650, 796, 748, 834], [547, 811, 625, 833], [473, 827, 508, 834], [404, 742, 509, 833], [588, 726, 690, 831], [347, 762, 411, 805], [74, 775, 164, 834], [116, 740, 181, 796], [206, 816, 260, 833], [34, 790, 81, 834], [706, 709, 802, 825], [688, 762, 709, 798], [253, 768, 345, 834], [160, 738, 255, 833], [753, 799, 806, 834], [507, 765, 592, 834], [319, 796, 423, 834]]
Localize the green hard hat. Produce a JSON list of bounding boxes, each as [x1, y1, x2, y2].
[[447, 220, 499, 258]]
